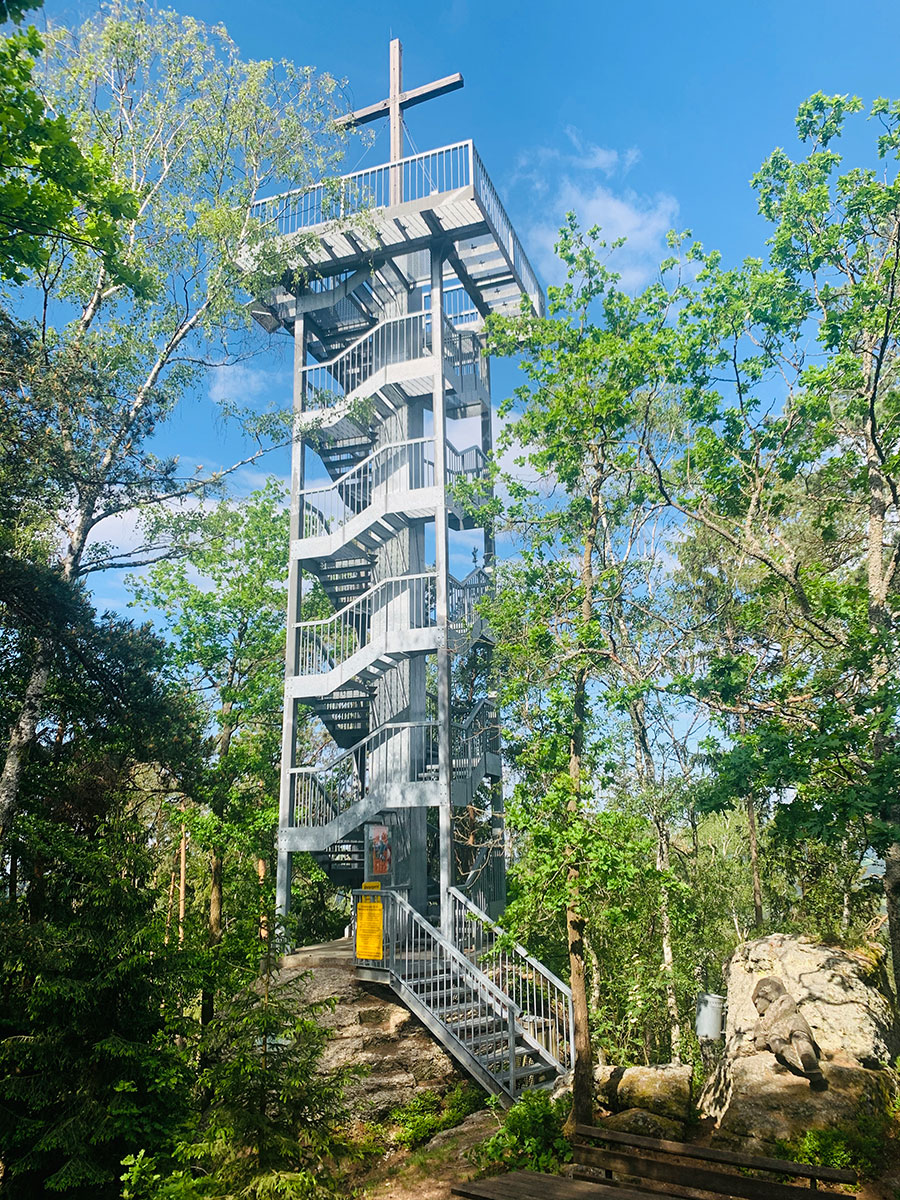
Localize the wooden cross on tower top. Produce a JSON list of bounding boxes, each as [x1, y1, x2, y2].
[[335, 39, 463, 204]]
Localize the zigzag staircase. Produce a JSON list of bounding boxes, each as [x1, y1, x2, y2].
[[257, 135, 564, 1103], [353, 886, 573, 1102]]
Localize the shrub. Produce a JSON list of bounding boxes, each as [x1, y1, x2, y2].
[[775, 1123, 889, 1180], [472, 1091, 572, 1174], [390, 1083, 485, 1149]]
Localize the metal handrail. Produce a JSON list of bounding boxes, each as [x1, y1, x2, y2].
[[448, 885, 574, 1072], [295, 572, 436, 675], [250, 139, 544, 317], [353, 888, 523, 1096], [304, 312, 431, 407], [451, 699, 500, 778], [290, 720, 438, 828], [298, 437, 485, 539], [471, 144, 542, 312], [250, 140, 474, 232], [449, 565, 492, 627], [301, 438, 433, 538], [290, 694, 496, 828]]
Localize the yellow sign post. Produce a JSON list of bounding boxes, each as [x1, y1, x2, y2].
[[355, 895, 384, 961]]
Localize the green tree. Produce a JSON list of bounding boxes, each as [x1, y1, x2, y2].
[[647, 93, 900, 977], [131, 483, 290, 1021], [0, 594, 201, 1198], [121, 963, 353, 1200], [480, 216, 690, 1111], [0, 3, 345, 837], [0, 1, 137, 284], [130, 483, 344, 1021]]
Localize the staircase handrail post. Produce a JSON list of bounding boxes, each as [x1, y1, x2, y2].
[[507, 1002, 517, 1097], [448, 884, 574, 1072], [389, 890, 522, 1019], [387, 891, 398, 975]]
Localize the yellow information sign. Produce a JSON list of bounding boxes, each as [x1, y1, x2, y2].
[[361, 881, 381, 890], [355, 897, 384, 961]]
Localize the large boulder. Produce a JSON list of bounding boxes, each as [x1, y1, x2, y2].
[[600, 1107, 686, 1140], [716, 933, 897, 1069], [594, 1063, 692, 1122], [700, 933, 899, 1152], [707, 1056, 893, 1155]]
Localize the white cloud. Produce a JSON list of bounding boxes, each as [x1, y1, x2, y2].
[[510, 129, 678, 292], [208, 362, 279, 406], [528, 181, 679, 291]]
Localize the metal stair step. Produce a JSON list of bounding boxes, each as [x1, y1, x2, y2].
[[512, 1062, 558, 1083], [481, 1044, 553, 1069]]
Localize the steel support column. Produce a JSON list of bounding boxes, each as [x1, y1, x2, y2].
[[275, 309, 307, 939]]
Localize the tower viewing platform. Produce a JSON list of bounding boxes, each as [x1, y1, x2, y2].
[[249, 139, 544, 325], [250, 40, 570, 1103]]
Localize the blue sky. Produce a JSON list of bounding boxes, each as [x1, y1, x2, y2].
[[34, 0, 900, 607]]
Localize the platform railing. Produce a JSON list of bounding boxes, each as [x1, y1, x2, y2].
[[441, 313, 487, 394], [448, 886, 574, 1073], [251, 142, 473, 234], [295, 572, 436, 676], [250, 140, 543, 316], [443, 283, 481, 327], [471, 145, 542, 313]]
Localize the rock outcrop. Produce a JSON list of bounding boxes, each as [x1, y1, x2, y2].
[[700, 933, 899, 1153], [276, 939, 465, 1121], [594, 1063, 693, 1137]]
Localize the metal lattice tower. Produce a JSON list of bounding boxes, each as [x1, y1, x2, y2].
[[251, 41, 544, 941]]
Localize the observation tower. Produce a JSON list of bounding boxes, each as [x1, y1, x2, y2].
[[251, 41, 572, 1101]]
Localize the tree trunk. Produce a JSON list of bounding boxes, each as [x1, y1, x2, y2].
[[567, 892, 594, 1123], [864, 436, 900, 990], [565, 466, 602, 1130], [655, 818, 682, 1063], [746, 795, 764, 929], [0, 640, 53, 840], [884, 842, 900, 995], [201, 846, 223, 1027], [178, 816, 187, 947], [584, 930, 605, 1067], [201, 709, 234, 1025], [258, 857, 268, 942]]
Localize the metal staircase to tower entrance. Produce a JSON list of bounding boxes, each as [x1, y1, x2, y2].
[[250, 40, 572, 1100]]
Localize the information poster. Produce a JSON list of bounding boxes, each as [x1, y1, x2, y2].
[[370, 823, 392, 877], [355, 894, 384, 961]]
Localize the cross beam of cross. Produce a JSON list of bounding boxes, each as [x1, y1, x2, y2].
[[335, 38, 463, 204]]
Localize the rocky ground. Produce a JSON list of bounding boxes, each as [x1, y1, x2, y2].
[[356, 1110, 499, 1200], [278, 934, 900, 1197]]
